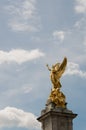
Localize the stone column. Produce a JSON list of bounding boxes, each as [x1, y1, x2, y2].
[[37, 103, 77, 130]]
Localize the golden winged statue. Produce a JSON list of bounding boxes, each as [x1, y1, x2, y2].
[[46, 57, 67, 108], [46, 57, 67, 89]]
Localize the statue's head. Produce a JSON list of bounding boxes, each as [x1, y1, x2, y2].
[[54, 63, 60, 71]]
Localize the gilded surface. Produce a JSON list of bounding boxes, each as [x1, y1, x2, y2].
[[46, 57, 67, 108]]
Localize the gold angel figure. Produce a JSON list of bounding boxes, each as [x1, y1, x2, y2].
[[46, 57, 67, 89]]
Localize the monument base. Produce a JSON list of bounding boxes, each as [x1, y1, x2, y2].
[[37, 102, 77, 130]]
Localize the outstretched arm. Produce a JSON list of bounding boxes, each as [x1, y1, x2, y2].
[[46, 64, 51, 71]]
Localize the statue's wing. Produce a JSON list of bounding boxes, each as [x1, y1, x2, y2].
[[57, 57, 67, 78]]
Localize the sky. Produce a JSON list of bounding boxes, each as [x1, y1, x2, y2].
[[0, 0, 86, 130]]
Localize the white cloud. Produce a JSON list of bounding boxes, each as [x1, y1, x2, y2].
[[0, 107, 40, 129], [3, 84, 33, 98], [53, 30, 65, 42], [22, 84, 32, 94], [5, 0, 40, 32], [74, 18, 84, 29], [9, 21, 38, 32], [0, 49, 45, 64], [75, 0, 86, 13], [74, 17, 86, 35], [65, 62, 86, 78]]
